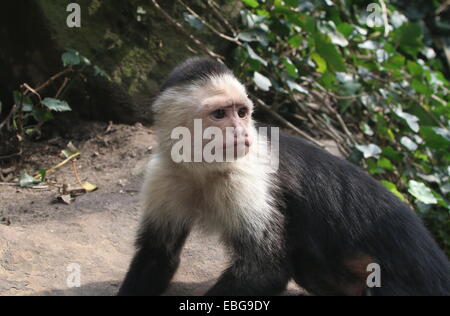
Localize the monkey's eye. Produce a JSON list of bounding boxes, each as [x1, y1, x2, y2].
[[211, 109, 226, 120], [238, 107, 248, 119]]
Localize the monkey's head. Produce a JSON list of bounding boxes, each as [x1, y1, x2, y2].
[[152, 58, 256, 165]]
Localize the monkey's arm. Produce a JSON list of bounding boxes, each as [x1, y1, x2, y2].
[[206, 235, 289, 296], [118, 222, 190, 296]]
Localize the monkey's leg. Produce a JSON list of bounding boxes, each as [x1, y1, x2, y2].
[[206, 259, 289, 296], [206, 233, 289, 296], [118, 222, 190, 296]]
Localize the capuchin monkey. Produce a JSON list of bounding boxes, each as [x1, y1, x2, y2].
[[118, 57, 450, 296]]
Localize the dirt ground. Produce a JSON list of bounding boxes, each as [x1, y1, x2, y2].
[[0, 123, 310, 296]]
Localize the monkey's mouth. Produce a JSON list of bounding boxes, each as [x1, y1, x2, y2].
[[223, 141, 251, 150]]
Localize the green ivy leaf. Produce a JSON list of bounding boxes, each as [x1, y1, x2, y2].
[[368, 159, 384, 175], [394, 108, 420, 133], [411, 79, 432, 96], [432, 128, 450, 141], [183, 13, 204, 30], [384, 55, 406, 70], [32, 109, 54, 122], [282, 58, 299, 78], [408, 181, 438, 205], [393, 23, 423, 49], [315, 35, 346, 72], [318, 71, 336, 89], [441, 183, 450, 195], [246, 45, 268, 66], [377, 158, 395, 171], [25, 128, 36, 136], [381, 180, 406, 201], [41, 98, 72, 112], [358, 41, 378, 50], [287, 80, 308, 94], [356, 144, 382, 159], [336, 23, 354, 38], [270, 19, 291, 37], [296, 14, 317, 34], [361, 122, 374, 136], [13, 90, 22, 105], [288, 35, 302, 48], [238, 30, 269, 46], [284, 0, 300, 6], [319, 22, 349, 47], [19, 173, 41, 188], [253, 72, 272, 91], [391, 11, 408, 28], [311, 53, 327, 73], [38, 169, 46, 182], [407, 61, 423, 77], [417, 173, 441, 184], [420, 126, 450, 150], [256, 9, 270, 17], [382, 146, 403, 162], [22, 100, 34, 112], [400, 137, 418, 151], [81, 56, 91, 66], [93, 65, 110, 79], [62, 50, 81, 67], [242, 0, 259, 8], [13, 91, 33, 112]]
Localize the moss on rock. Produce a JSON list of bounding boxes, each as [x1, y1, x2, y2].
[[1, 0, 239, 124]]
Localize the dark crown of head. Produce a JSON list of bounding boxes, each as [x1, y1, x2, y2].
[[160, 57, 232, 92]]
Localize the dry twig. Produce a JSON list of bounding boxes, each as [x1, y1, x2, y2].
[[149, 0, 225, 61], [253, 96, 324, 148], [55, 77, 71, 99], [72, 159, 84, 187], [206, 0, 238, 36], [179, 0, 242, 45], [34, 67, 74, 93], [33, 152, 81, 180]]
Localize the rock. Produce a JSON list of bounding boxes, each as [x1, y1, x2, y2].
[[0, 0, 240, 124]]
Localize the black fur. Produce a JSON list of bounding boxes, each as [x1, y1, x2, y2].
[[160, 57, 232, 92], [119, 59, 450, 296], [119, 130, 450, 296], [276, 132, 450, 296], [118, 224, 190, 296]]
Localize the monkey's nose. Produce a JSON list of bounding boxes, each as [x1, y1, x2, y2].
[[233, 126, 247, 136]]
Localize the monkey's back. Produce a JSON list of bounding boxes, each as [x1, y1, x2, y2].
[[275, 132, 450, 296]]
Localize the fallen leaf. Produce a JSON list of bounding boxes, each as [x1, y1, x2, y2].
[[82, 182, 98, 193], [62, 184, 86, 196], [59, 194, 73, 205], [62, 141, 80, 158]]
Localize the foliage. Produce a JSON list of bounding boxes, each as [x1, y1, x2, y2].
[[0, 49, 109, 142], [230, 0, 450, 254]]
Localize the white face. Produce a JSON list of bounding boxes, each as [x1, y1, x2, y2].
[[193, 75, 255, 160], [154, 74, 256, 164]]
